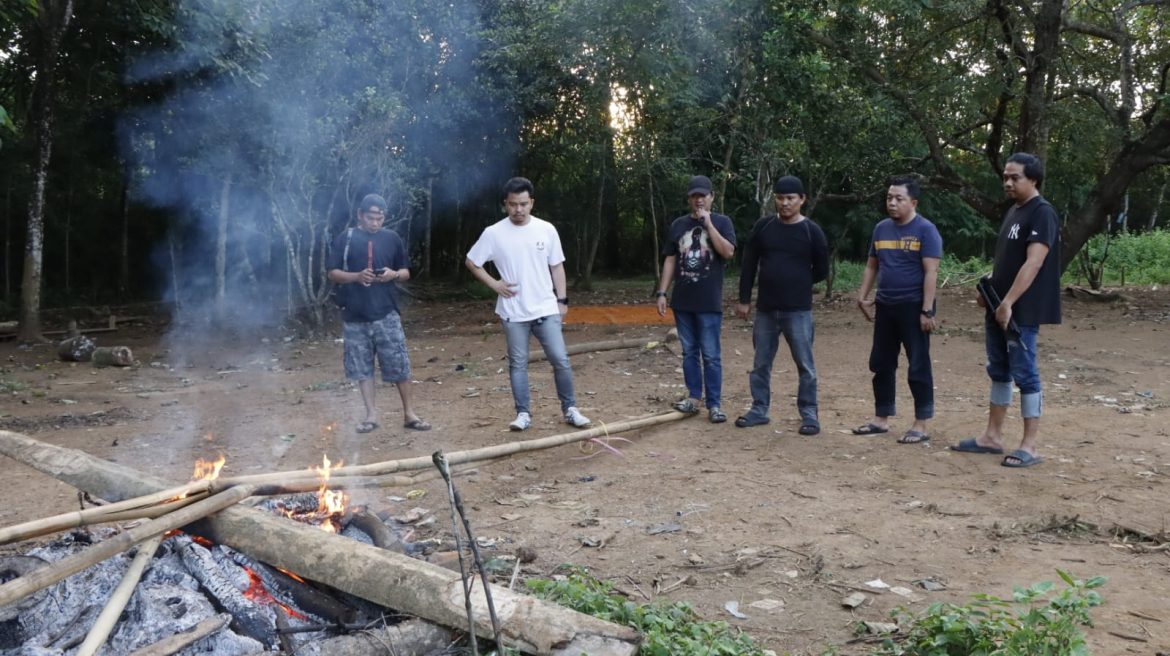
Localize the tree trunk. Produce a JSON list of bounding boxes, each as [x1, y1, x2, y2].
[[1149, 179, 1166, 230], [1061, 118, 1170, 271], [119, 161, 130, 297], [18, 0, 75, 343], [4, 170, 11, 300], [215, 177, 231, 322], [647, 165, 660, 282], [423, 175, 433, 277]]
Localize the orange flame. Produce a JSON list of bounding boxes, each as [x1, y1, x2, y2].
[[191, 455, 226, 482], [314, 454, 348, 532]]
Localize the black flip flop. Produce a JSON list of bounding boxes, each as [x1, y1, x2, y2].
[[852, 423, 889, 435]]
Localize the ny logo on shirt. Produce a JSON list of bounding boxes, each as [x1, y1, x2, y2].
[[1008, 224, 1021, 240]]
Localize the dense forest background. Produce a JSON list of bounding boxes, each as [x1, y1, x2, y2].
[[2, 0, 1168, 336]]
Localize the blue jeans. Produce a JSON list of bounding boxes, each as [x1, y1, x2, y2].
[[672, 310, 723, 408], [869, 302, 934, 420], [747, 310, 817, 421], [985, 316, 1042, 417], [502, 314, 577, 414]]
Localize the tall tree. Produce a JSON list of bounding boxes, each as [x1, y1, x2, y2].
[[802, 0, 1170, 269], [18, 0, 74, 341]]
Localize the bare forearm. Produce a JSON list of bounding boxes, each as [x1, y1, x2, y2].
[[550, 263, 567, 298], [921, 258, 939, 309], [465, 258, 497, 287], [1002, 262, 1042, 306], [658, 257, 676, 292], [858, 260, 878, 299]]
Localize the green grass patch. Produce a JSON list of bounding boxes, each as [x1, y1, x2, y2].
[[873, 570, 1104, 656], [509, 568, 1103, 656], [523, 566, 769, 656]]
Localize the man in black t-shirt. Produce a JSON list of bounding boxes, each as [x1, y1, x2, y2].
[[734, 176, 829, 435], [327, 194, 430, 435], [655, 175, 737, 423], [951, 154, 1061, 467]]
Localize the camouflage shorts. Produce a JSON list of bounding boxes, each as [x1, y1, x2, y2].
[[343, 312, 412, 382]]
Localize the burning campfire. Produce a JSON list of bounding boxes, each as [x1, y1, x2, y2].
[[0, 452, 432, 655], [0, 425, 652, 655]]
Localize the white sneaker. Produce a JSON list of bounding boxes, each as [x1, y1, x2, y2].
[[564, 407, 592, 428], [509, 412, 532, 431]]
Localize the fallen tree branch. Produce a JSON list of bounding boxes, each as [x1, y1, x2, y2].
[[528, 333, 671, 362]]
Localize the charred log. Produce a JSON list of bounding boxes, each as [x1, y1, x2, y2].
[[225, 548, 356, 625], [173, 535, 273, 647], [344, 509, 405, 553]]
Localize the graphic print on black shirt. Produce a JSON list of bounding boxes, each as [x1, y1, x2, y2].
[[678, 225, 713, 281]]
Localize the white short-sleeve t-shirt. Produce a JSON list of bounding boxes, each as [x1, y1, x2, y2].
[[467, 216, 565, 322]]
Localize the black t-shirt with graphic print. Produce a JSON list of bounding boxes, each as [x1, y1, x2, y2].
[[662, 212, 737, 313], [990, 195, 1062, 325]]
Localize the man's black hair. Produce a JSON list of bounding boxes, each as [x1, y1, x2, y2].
[[888, 175, 921, 200], [502, 177, 535, 200], [1006, 153, 1045, 185]]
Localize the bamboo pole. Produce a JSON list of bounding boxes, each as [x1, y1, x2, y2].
[[0, 491, 209, 546], [0, 484, 255, 608], [1, 414, 682, 506], [211, 410, 687, 490], [75, 534, 164, 656]]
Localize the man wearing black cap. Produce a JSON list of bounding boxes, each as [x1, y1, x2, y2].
[[735, 175, 830, 434], [655, 175, 737, 423], [328, 194, 430, 435]]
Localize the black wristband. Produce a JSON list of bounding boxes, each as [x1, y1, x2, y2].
[[654, 291, 667, 298], [557, 297, 569, 306]]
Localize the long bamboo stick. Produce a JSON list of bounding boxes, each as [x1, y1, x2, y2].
[[0, 484, 255, 609], [210, 410, 686, 491], [0, 413, 682, 510], [74, 534, 164, 656], [0, 492, 209, 546]]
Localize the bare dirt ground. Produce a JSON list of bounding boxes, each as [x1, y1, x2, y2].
[[2, 284, 1169, 655]]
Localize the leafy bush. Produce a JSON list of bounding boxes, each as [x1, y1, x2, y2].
[[874, 570, 1105, 656], [525, 567, 768, 656], [1070, 229, 1170, 286]]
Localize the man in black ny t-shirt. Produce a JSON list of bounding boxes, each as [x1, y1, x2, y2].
[[655, 175, 737, 423], [734, 176, 829, 434], [951, 153, 1061, 467]]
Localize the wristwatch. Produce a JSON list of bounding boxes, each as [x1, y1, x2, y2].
[[654, 291, 667, 298], [921, 308, 935, 318], [557, 297, 569, 306]]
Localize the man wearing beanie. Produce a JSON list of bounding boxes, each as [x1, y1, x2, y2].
[[655, 175, 737, 423], [328, 193, 431, 435], [735, 175, 829, 434], [853, 176, 942, 443]]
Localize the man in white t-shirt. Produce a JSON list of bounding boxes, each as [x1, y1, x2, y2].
[[466, 177, 591, 431]]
